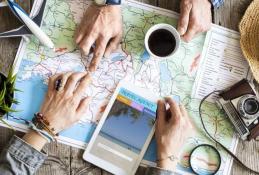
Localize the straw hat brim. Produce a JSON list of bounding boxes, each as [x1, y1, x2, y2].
[[239, 0, 259, 83]]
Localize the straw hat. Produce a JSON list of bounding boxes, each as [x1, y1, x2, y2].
[[239, 0, 259, 83]]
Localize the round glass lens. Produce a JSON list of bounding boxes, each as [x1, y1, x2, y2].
[[190, 144, 221, 175], [244, 98, 259, 115]]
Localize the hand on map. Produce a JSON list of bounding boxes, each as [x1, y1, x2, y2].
[[178, 0, 212, 42], [76, 5, 123, 72], [156, 97, 193, 171], [23, 72, 92, 150], [40, 72, 92, 133]]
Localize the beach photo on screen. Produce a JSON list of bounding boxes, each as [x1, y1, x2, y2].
[[100, 99, 155, 154]]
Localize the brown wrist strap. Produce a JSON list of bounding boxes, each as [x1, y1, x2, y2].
[[32, 113, 59, 138]]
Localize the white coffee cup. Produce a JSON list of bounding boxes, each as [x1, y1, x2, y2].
[[144, 23, 181, 59]]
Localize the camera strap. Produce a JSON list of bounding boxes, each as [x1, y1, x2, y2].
[[199, 90, 259, 175]]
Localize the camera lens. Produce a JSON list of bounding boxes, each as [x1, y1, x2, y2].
[[244, 98, 259, 115]]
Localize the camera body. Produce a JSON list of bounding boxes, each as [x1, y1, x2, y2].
[[217, 79, 259, 140]]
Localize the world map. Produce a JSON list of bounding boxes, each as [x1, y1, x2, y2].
[[6, 0, 237, 174]]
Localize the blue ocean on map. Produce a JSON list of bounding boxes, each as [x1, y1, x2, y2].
[[7, 59, 181, 163], [8, 60, 96, 143], [141, 50, 150, 62]]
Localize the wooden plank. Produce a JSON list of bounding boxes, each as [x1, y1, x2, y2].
[[214, 0, 252, 31], [157, 0, 180, 12]]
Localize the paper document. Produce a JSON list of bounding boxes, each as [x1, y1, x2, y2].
[[192, 25, 252, 102]]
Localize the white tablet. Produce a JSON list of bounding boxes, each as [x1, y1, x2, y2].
[[83, 81, 158, 175]]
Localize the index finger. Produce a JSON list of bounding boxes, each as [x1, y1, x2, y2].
[[182, 24, 198, 42], [177, 2, 192, 35], [89, 36, 109, 72]]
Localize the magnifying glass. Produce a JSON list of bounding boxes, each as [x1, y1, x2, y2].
[[189, 144, 221, 175]]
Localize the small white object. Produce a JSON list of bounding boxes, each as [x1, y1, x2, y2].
[[145, 23, 181, 60], [13, 4, 55, 49]]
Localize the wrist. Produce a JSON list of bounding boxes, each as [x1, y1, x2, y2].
[[157, 148, 179, 171], [23, 130, 48, 151], [157, 159, 178, 171]]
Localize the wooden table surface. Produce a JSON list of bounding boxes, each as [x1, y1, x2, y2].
[[0, 0, 259, 175]]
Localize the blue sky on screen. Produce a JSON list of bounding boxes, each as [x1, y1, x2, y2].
[[101, 101, 155, 151]]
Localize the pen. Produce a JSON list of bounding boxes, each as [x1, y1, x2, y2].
[[7, 0, 55, 50]]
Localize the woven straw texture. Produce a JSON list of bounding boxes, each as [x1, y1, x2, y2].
[[240, 0, 259, 82]]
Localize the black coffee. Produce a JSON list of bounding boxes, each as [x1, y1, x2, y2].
[[148, 29, 176, 57]]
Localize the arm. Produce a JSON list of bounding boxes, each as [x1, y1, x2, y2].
[[0, 133, 47, 175], [145, 97, 194, 175], [0, 72, 92, 175]]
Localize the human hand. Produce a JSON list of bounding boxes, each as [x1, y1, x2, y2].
[[40, 72, 92, 134], [23, 72, 91, 150], [75, 5, 123, 72], [177, 0, 212, 42], [156, 97, 193, 171]]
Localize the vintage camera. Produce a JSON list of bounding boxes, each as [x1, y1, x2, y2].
[[217, 79, 259, 140]]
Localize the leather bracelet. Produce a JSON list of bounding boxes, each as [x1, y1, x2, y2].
[[27, 121, 55, 142], [32, 113, 59, 138]]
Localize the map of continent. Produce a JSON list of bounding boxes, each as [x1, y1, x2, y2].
[[6, 0, 237, 174]]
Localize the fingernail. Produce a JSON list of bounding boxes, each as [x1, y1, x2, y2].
[[178, 27, 185, 35]]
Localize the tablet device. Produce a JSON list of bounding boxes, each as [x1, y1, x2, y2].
[[83, 81, 158, 175]]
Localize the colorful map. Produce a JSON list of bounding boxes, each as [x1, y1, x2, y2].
[[3, 0, 237, 174]]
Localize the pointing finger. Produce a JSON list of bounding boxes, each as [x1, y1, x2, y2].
[[79, 35, 96, 56], [178, 2, 192, 35], [89, 36, 109, 72], [182, 25, 197, 42], [104, 34, 122, 58]]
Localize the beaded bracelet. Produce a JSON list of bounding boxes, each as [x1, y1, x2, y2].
[[27, 121, 55, 142], [31, 113, 59, 142], [33, 113, 59, 136]]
